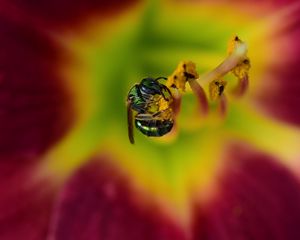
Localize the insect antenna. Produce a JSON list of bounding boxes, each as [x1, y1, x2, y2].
[[154, 77, 167, 82]]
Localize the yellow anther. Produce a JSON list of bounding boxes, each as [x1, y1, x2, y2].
[[209, 79, 227, 101], [232, 58, 251, 80], [166, 61, 199, 92], [227, 35, 243, 55], [226, 36, 251, 97]]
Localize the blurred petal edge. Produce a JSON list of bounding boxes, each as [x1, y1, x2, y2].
[[48, 154, 186, 240], [0, 15, 74, 158], [193, 143, 300, 240], [0, 157, 56, 240]]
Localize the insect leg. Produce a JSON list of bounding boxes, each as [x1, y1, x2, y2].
[[127, 101, 135, 144]]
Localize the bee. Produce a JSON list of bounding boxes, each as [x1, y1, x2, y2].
[[126, 36, 250, 144], [126, 61, 201, 144], [126, 77, 175, 144]]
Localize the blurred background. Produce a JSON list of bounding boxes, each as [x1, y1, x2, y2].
[[1, 0, 300, 239]]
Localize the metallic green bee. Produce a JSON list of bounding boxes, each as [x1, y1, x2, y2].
[[126, 37, 251, 144], [126, 77, 174, 144]]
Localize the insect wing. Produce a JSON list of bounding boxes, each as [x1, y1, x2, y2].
[[135, 113, 155, 121]]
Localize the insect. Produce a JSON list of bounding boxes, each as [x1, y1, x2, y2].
[[126, 77, 175, 144], [126, 36, 250, 144]]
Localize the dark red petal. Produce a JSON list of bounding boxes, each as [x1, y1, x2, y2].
[[251, 6, 300, 126], [0, 157, 56, 239], [2, 0, 139, 28], [194, 145, 300, 240], [49, 155, 186, 240], [0, 16, 73, 158]]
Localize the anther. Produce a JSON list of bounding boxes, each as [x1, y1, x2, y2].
[[209, 79, 228, 117], [231, 57, 250, 97], [166, 61, 198, 92], [209, 79, 227, 101]]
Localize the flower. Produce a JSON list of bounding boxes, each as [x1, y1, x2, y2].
[[1, 0, 300, 239]]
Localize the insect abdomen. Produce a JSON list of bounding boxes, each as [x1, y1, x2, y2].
[[135, 119, 173, 137]]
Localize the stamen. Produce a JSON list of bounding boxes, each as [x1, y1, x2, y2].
[[199, 36, 249, 85], [170, 89, 182, 117], [231, 58, 250, 97], [188, 79, 209, 116], [217, 94, 228, 118], [167, 60, 208, 116], [209, 79, 228, 117], [165, 36, 249, 123]]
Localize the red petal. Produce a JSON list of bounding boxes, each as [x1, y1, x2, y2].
[[193, 144, 300, 240], [0, 17, 73, 158], [2, 0, 139, 28], [0, 157, 56, 239], [197, 0, 298, 9], [49, 155, 186, 240], [251, 5, 300, 126]]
